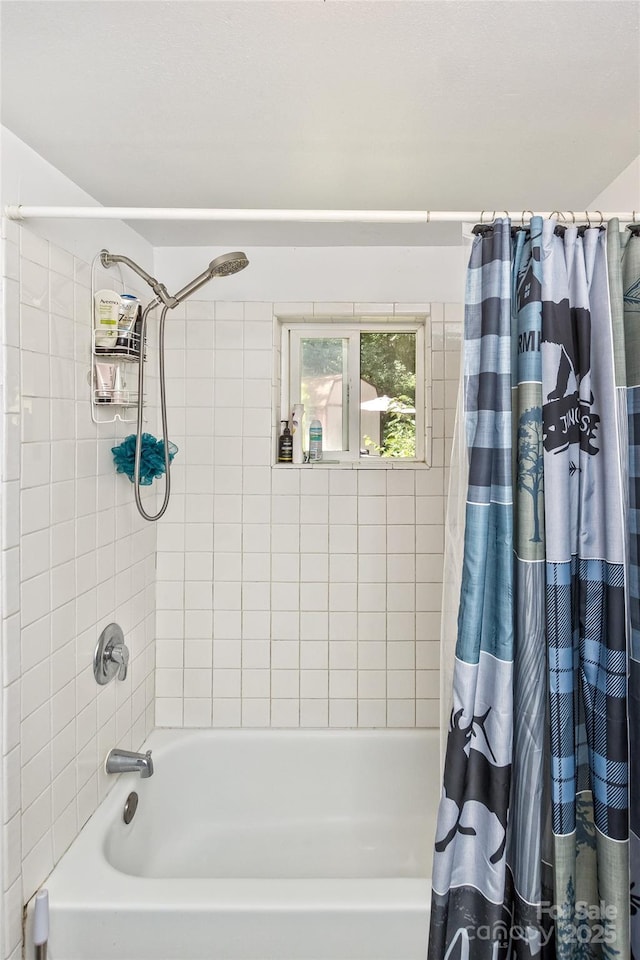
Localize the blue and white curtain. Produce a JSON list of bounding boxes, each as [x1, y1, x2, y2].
[[429, 217, 640, 960]]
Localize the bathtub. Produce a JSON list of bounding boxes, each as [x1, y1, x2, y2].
[[41, 728, 437, 960]]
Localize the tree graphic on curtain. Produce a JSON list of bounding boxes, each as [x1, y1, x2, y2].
[[517, 407, 543, 543]]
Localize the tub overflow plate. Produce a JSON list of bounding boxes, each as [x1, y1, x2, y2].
[[123, 791, 138, 824]]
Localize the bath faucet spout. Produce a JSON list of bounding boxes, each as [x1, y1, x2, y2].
[[106, 748, 154, 778]]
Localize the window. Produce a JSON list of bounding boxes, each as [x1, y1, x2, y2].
[[280, 318, 426, 462]]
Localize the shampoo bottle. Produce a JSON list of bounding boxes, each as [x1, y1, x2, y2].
[[277, 421, 293, 463], [292, 404, 304, 464], [309, 419, 323, 462], [132, 305, 144, 357], [115, 294, 140, 354]]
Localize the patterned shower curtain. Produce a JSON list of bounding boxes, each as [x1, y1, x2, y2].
[[542, 220, 628, 960], [429, 219, 515, 959], [428, 217, 638, 960], [607, 221, 640, 959]]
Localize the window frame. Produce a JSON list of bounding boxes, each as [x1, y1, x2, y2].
[[280, 318, 427, 464]]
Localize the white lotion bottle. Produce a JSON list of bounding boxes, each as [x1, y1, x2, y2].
[[292, 404, 304, 464], [112, 364, 125, 404], [94, 289, 121, 352], [94, 362, 116, 402]]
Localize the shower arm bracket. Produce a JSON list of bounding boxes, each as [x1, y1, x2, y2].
[[148, 283, 178, 310], [99, 249, 177, 308]]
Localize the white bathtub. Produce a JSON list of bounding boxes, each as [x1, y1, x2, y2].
[[42, 728, 438, 960]]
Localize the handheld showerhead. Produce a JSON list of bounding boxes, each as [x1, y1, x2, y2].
[[209, 252, 249, 278], [172, 251, 250, 303]]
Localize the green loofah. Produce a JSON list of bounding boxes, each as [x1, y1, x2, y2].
[[111, 433, 178, 485]]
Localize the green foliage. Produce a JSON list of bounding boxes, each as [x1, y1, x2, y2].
[[364, 397, 416, 458], [301, 338, 344, 378], [361, 333, 416, 458], [360, 332, 416, 397]]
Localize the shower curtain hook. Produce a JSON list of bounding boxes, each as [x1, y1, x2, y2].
[[522, 210, 534, 226], [585, 211, 591, 227], [502, 210, 510, 220], [596, 211, 604, 227], [570, 211, 576, 225], [627, 213, 640, 235], [480, 210, 486, 225]]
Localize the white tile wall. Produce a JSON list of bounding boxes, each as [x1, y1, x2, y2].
[[155, 299, 462, 730], [0, 222, 157, 959]]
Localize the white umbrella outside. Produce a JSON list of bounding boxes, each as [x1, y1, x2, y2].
[[360, 395, 415, 413]]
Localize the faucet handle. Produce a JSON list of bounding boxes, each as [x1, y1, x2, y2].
[[110, 643, 130, 681], [94, 624, 131, 686]]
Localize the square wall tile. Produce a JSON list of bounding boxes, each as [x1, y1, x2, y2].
[[151, 298, 461, 733]]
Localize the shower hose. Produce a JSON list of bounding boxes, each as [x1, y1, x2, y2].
[[133, 302, 172, 522]]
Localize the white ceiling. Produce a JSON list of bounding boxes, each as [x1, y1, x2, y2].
[[2, 0, 639, 246]]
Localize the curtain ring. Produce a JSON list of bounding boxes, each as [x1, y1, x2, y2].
[[585, 211, 591, 227], [596, 210, 604, 226], [480, 210, 486, 225], [521, 209, 534, 226], [550, 210, 560, 221], [570, 211, 576, 224], [502, 210, 510, 220]]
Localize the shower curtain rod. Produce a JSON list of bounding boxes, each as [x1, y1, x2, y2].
[[4, 205, 638, 224]]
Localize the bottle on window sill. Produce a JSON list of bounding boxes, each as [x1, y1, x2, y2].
[[308, 419, 323, 462], [277, 421, 293, 463]]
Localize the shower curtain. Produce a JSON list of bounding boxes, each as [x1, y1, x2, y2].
[[428, 217, 640, 960]]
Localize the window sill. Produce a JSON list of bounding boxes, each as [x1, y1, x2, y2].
[[272, 460, 431, 470]]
